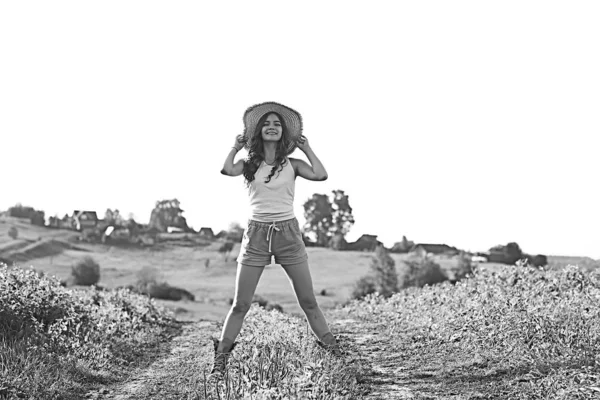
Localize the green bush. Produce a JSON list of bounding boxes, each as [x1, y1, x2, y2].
[[351, 246, 398, 300], [145, 282, 195, 301], [136, 265, 163, 287], [7, 204, 45, 226], [445, 251, 474, 282], [8, 226, 18, 240], [402, 255, 447, 288], [226, 294, 284, 313], [351, 275, 377, 300], [0, 264, 173, 399], [71, 256, 100, 285], [530, 254, 548, 268], [370, 245, 398, 296]]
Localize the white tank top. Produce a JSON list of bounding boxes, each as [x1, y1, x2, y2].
[[248, 158, 296, 222]]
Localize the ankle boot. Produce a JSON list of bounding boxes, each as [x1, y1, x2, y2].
[[210, 338, 237, 375], [316, 335, 342, 357]]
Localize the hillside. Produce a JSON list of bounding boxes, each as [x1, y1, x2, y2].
[[2, 216, 599, 322]]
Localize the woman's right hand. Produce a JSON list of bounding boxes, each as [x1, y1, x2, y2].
[[233, 135, 247, 151]]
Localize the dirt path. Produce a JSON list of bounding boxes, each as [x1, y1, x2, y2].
[[329, 312, 417, 400], [84, 320, 219, 400], [85, 313, 447, 399]]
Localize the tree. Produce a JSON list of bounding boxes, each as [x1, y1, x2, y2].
[[504, 242, 523, 264], [330, 190, 355, 237], [104, 208, 125, 226], [227, 222, 244, 242], [303, 193, 332, 247], [148, 199, 190, 232], [303, 190, 355, 247], [390, 236, 415, 253], [489, 242, 525, 265], [8, 204, 45, 226]]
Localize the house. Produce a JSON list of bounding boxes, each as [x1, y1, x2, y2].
[[347, 234, 382, 252], [198, 227, 215, 239], [72, 211, 98, 231], [410, 243, 459, 257]]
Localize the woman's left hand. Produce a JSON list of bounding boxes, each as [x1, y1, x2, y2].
[[296, 135, 311, 152]]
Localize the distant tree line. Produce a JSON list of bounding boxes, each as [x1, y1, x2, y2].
[[7, 204, 45, 226], [488, 242, 547, 268]]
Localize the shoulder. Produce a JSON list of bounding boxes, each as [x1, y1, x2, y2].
[[288, 157, 300, 171]]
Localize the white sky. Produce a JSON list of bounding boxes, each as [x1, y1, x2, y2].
[[1, 1, 598, 258]]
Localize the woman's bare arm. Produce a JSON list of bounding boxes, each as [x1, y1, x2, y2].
[[291, 135, 328, 181], [221, 135, 246, 176]]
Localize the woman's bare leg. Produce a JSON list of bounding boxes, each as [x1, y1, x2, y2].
[[280, 260, 336, 344], [218, 263, 265, 351]]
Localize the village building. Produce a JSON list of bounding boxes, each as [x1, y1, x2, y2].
[[346, 234, 382, 251], [72, 211, 98, 231], [410, 243, 459, 257], [198, 227, 215, 239]]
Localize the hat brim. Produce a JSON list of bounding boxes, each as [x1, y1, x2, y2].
[[243, 102, 302, 155]]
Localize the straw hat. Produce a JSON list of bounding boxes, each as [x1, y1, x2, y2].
[[243, 102, 303, 155]]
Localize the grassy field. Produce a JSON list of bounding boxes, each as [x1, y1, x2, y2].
[[3, 217, 600, 399], [1, 215, 598, 322]]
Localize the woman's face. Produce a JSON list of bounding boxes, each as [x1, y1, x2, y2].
[[261, 113, 283, 143]]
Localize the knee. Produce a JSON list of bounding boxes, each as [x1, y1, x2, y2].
[[299, 295, 319, 312], [231, 300, 251, 315]]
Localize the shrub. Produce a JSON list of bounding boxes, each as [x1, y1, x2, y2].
[[351, 246, 398, 300], [227, 294, 284, 312], [0, 264, 173, 399], [136, 266, 163, 287], [402, 255, 447, 288], [7, 204, 45, 226], [529, 254, 548, 268], [445, 251, 474, 282], [370, 245, 398, 296], [71, 256, 100, 285], [351, 275, 377, 300], [266, 303, 284, 313], [145, 282, 195, 301], [218, 241, 235, 260], [8, 226, 18, 239]]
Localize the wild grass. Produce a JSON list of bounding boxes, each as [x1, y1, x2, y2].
[[344, 261, 600, 399], [0, 263, 177, 399], [198, 306, 365, 399]]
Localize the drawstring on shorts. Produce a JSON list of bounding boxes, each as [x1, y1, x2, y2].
[[266, 221, 280, 253]]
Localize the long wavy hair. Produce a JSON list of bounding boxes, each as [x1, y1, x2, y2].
[[243, 112, 292, 186]]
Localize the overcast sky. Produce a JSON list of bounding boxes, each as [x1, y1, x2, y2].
[[1, 1, 598, 258]]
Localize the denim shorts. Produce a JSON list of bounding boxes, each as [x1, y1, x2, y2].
[[236, 217, 308, 267]]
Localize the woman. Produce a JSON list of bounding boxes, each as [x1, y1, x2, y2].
[[213, 102, 340, 375]]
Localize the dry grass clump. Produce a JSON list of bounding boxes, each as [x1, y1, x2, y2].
[[0, 263, 175, 399], [345, 262, 600, 398], [71, 256, 100, 285]]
